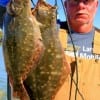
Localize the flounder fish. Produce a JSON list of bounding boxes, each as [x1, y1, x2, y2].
[[2, 0, 44, 99], [24, 0, 70, 100], [0, 30, 2, 45]]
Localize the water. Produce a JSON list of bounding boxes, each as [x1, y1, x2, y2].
[[0, 46, 7, 100]]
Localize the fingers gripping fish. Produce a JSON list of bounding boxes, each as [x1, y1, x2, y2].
[[24, 0, 71, 100], [3, 0, 44, 99]]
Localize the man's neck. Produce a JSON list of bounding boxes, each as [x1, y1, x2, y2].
[[69, 21, 93, 33]]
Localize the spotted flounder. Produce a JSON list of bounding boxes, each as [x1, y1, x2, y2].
[[2, 0, 44, 99], [24, 0, 70, 100]]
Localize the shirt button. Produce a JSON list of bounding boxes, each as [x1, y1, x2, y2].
[[97, 83, 100, 86], [82, 82, 85, 86], [78, 59, 82, 63], [95, 59, 99, 63]]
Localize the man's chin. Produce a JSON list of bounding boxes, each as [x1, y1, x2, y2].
[[75, 19, 89, 25]]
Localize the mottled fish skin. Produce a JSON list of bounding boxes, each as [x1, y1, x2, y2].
[[3, 0, 44, 100], [0, 31, 2, 45], [24, 0, 70, 100]]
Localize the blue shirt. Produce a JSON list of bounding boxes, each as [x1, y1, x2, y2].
[[0, 0, 10, 7], [68, 28, 94, 55], [67, 28, 100, 59]]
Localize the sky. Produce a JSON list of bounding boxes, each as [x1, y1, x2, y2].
[[31, 0, 100, 29], [94, 0, 100, 28]]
